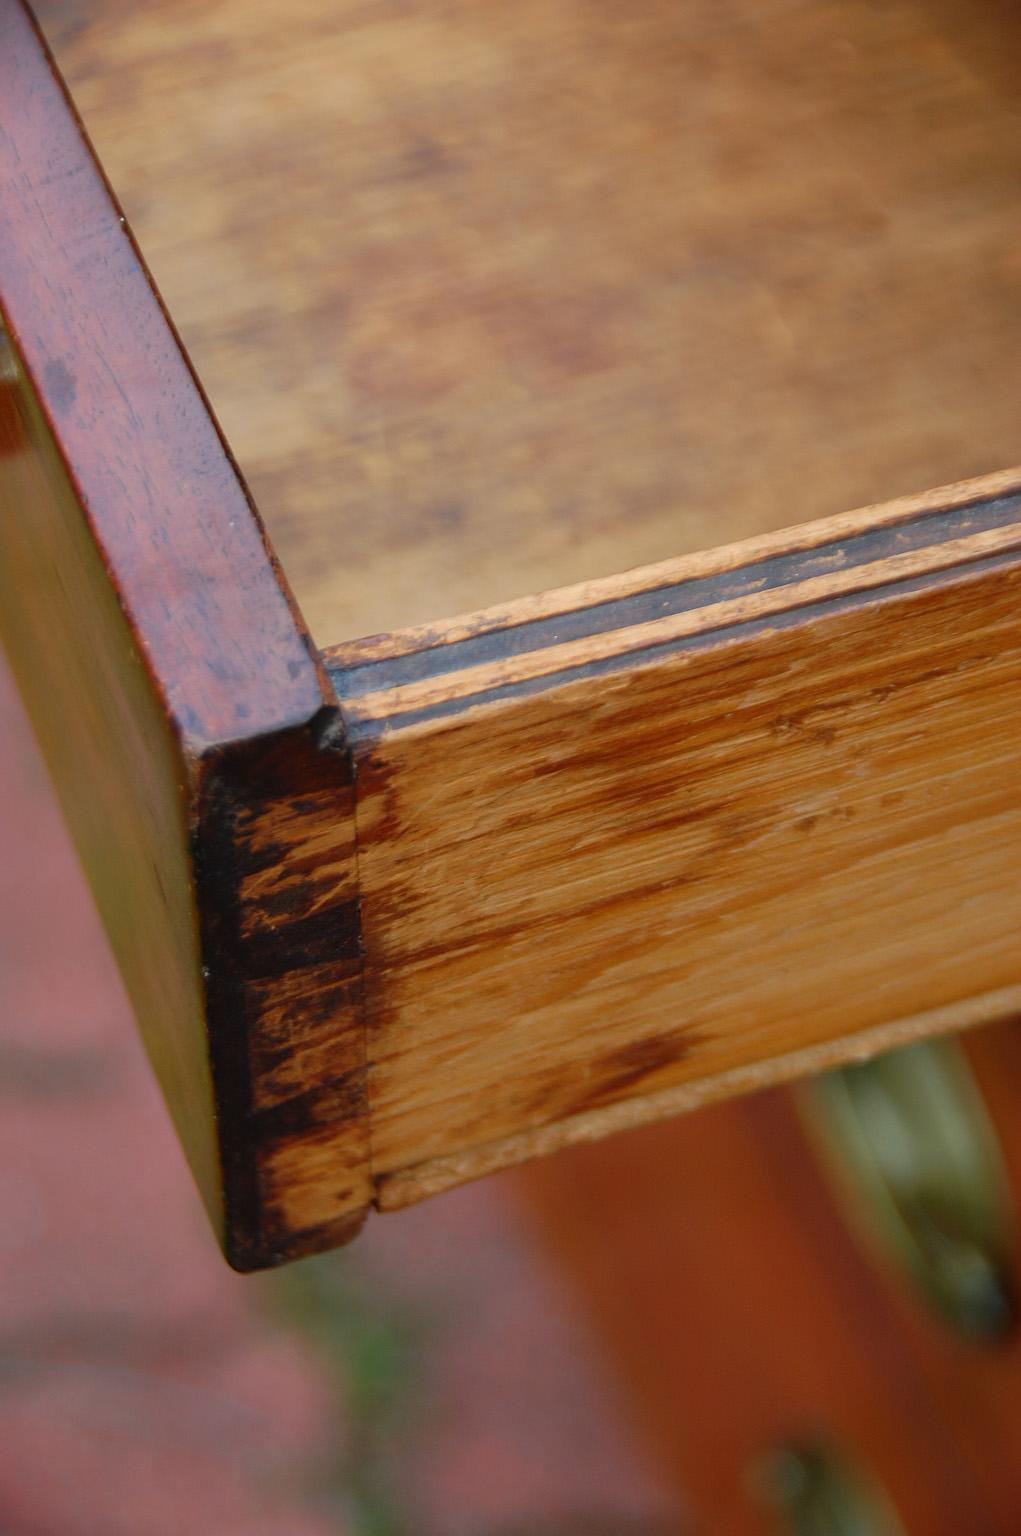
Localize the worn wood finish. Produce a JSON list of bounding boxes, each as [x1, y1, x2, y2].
[[6, 0, 1021, 1265], [326, 472, 1021, 1208], [518, 1016, 1021, 1532], [0, 1, 371, 1268], [33, 0, 1021, 642]]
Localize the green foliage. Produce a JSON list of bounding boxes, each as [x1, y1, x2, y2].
[[266, 1253, 427, 1536]]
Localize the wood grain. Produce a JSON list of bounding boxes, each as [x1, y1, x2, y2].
[[379, 988, 1021, 1212], [326, 474, 1021, 1204], [9, 0, 1021, 1264], [33, 0, 1021, 643], [0, 1, 371, 1267]]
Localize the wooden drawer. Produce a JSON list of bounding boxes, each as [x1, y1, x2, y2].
[[1, 0, 1020, 1268]]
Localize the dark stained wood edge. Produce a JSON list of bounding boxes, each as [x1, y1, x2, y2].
[[194, 716, 370, 1269], [328, 483, 1021, 738], [325, 468, 1021, 670], [0, 0, 371, 1267], [334, 487, 1021, 694]]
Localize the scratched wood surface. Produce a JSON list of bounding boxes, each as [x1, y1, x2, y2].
[[34, 0, 1021, 644], [326, 471, 1021, 1205]]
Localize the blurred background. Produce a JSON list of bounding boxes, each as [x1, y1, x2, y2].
[[0, 652, 683, 1534]]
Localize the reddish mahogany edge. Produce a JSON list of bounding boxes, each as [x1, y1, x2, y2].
[[0, 0, 324, 741], [0, 0, 372, 1266]]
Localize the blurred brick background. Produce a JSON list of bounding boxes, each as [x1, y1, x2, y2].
[[0, 654, 681, 1536]]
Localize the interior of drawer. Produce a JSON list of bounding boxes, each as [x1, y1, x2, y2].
[[38, 0, 1021, 646]]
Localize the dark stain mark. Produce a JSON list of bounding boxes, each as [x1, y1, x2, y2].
[[291, 796, 326, 815], [43, 356, 76, 414], [424, 502, 464, 531], [250, 1205, 369, 1269], [193, 710, 370, 1269], [250, 1069, 367, 1144], [251, 977, 363, 1056], [238, 835, 290, 876], [568, 1031, 701, 1118], [256, 875, 325, 920], [249, 1044, 292, 1077], [239, 897, 362, 976], [402, 136, 455, 180]]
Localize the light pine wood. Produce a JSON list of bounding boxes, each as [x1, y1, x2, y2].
[[35, 0, 1021, 643], [382, 989, 1021, 1210], [326, 473, 1021, 1205]]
